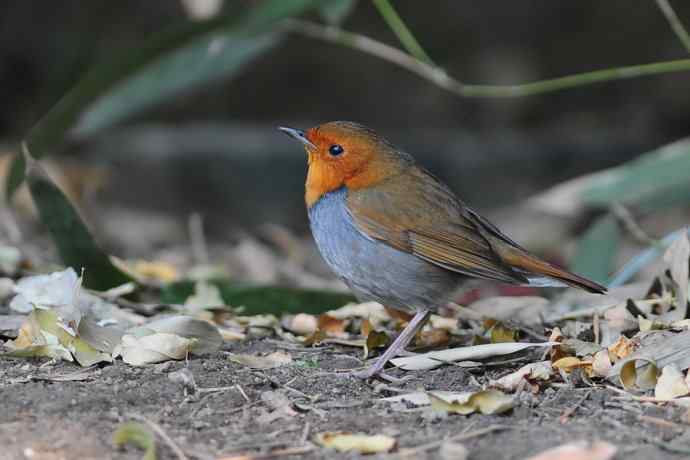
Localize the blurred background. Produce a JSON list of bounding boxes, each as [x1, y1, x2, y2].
[[1, 0, 689, 287]]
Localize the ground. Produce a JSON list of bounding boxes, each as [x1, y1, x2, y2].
[[2, 337, 689, 460]]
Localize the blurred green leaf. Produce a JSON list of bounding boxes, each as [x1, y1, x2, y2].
[[161, 280, 355, 315], [24, 152, 132, 291], [572, 213, 620, 284], [7, 0, 323, 198], [113, 422, 157, 460], [582, 138, 690, 212], [319, 0, 357, 25]]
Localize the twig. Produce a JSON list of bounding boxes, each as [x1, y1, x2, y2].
[[559, 389, 592, 423], [236, 384, 250, 403], [126, 413, 189, 460], [283, 19, 690, 98], [392, 425, 510, 457], [593, 311, 600, 345], [655, 0, 690, 54], [371, 0, 434, 65], [299, 422, 311, 445], [610, 202, 657, 246]]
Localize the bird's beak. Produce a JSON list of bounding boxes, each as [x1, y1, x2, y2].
[[278, 126, 316, 149]]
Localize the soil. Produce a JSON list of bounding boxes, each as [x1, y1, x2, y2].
[[2, 338, 690, 460]]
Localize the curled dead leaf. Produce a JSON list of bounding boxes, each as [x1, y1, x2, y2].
[[655, 364, 690, 400], [315, 432, 395, 454], [429, 389, 513, 415], [619, 358, 659, 391]]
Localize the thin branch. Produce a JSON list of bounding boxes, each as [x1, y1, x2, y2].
[[371, 0, 435, 65], [284, 19, 690, 98], [655, 0, 690, 54]]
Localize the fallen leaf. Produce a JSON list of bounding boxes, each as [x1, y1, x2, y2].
[[492, 361, 553, 391], [525, 440, 617, 460], [655, 364, 690, 400], [314, 432, 395, 454], [184, 280, 224, 310], [429, 315, 458, 331], [592, 350, 613, 378], [552, 356, 589, 373], [363, 330, 390, 359], [285, 313, 317, 336], [228, 351, 292, 369], [391, 342, 555, 371], [112, 421, 157, 460], [609, 330, 690, 381], [117, 333, 195, 365], [429, 389, 513, 415], [317, 314, 347, 337], [619, 358, 659, 391], [608, 336, 635, 361], [415, 328, 449, 348], [9, 267, 81, 313], [327, 302, 390, 328], [663, 231, 689, 321], [128, 316, 222, 355], [489, 323, 518, 343]]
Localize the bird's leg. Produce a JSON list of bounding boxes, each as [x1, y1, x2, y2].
[[350, 309, 431, 380]]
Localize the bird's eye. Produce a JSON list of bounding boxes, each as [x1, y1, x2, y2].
[[329, 144, 344, 156]]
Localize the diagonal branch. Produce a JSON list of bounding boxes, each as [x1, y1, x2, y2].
[[371, 0, 435, 66], [284, 19, 690, 98], [655, 0, 690, 54]]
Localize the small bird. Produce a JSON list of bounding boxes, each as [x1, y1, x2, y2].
[[279, 121, 606, 379]]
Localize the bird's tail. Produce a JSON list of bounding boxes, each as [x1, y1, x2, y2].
[[501, 248, 607, 294]]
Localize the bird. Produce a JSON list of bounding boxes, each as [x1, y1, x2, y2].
[[279, 121, 606, 379]]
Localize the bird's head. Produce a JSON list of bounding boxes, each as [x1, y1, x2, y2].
[[279, 121, 409, 207]]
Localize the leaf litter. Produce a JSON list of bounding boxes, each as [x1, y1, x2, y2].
[[1, 220, 690, 458]]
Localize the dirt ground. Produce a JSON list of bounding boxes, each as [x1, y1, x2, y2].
[[2, 337, 690, 460]]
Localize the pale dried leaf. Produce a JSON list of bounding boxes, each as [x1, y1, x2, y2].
[[429, 389, 513, 415], [285, 313, 318, 336], [391, 342, 555, 371], [315, 432, 395, 454], [663, 231, 689, 321], [592, 350, 613, 378], [128, 316, 222, 354], [619, 358, 659, 391], [525, 440, 617, 460], [492, 361, 553, 391], [327, 302, 390, 326], [609, 330, 690, 380], [184, 280, 224, 310], [228, 350, 292, 369], [655, 364, 690, 400], [9, 268, 80, 313], [117, 333, 195, 365]]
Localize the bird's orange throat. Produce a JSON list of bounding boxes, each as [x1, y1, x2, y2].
[[305, 153, 397, 208]]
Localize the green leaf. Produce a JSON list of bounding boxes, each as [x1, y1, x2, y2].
[[7, 0, 323, 198], [571, 213, 620, 284], [24, 151, 132, 291], [582, 138, 690, 212], [113, 422, 157, 460], [319, 0, 357, 25], [161, 280, 355, 315]]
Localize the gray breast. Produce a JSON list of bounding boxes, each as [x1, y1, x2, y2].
[[308, 188, 459, 312]]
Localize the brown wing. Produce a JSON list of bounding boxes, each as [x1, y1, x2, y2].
[[346, 166, 529, 284], [347, 165, 606, 293]]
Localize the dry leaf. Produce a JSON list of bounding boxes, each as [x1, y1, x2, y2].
[[608, 336, 635, 361], [655, 364, 690, 400], [315, 432, 395, 454], [363, 330, 390, 359], [492, 361, 553, 391], [117, 333, 195, 365], [317, 314, 347, 337], [286, 313, 317, 336], [391, 342, 555, 371], [663, 231, 689, 321], [592, 350, 613, 378], [429, 315, 458, 331], [184, 280, 224, 310], [128, 316, 222, 355], [619, 358, 659, 391], [415, 328, 449, 348], [228, 351, 292, 369], [525, 440, 617, 460], [429, 389, 513, 415], [9, 268, 81, 313], [608, 330, 690, 381], [327, 302, 390, 328]]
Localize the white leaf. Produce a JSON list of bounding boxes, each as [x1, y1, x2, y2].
[[127, 315, 222, 354], [391, 342, 555, 371], [655, 364, 690, 400], [118, 332, 195, 366], [10, 268, 81, 313]]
